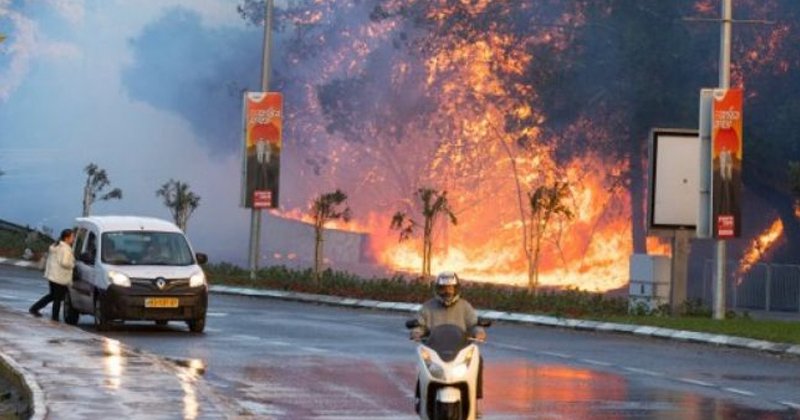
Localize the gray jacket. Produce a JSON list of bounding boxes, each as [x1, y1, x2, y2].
[[414, 297, 483, 337]]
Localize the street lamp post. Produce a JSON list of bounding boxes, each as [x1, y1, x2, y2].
[[712, 0, 732, 321], [248, 0, 275, 280]]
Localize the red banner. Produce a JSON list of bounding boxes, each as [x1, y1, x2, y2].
[[242, 92, 282, 208], [711, 88, 743, 239]]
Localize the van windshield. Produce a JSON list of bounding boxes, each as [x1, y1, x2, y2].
[[101, 231, 194, 266]]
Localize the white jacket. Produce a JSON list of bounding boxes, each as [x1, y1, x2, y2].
[[44, 241, 75, 286]]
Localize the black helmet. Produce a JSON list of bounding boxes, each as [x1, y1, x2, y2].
[[434, 271, 460, 307]]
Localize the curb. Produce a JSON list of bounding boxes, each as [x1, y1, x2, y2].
[[0, 351, 46, 420], [0, 257, 40, 270], [210, 284, 800, 358]]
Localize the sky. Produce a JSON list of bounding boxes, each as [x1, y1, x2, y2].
[[0, 0, 269, 265]]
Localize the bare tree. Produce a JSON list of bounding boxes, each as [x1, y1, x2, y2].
[[391, 188, 457, 277], [82, 163, 123, 217], [310, 189, 351, 284], [526, 181, 573, 293], [156, 179, 201, 232]]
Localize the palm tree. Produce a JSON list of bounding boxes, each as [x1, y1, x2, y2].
[[310, 189, 351, 284], [391, 188, 457, 277], [526, 181, 573, 293], [156, 179, 201, 232], [82, 163, 123, 217]]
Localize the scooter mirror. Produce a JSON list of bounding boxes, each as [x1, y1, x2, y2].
[[477, 318, 492, 328], [405, 319, 420, 329]]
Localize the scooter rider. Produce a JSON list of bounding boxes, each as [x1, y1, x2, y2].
[[411, 271, 486, 403]]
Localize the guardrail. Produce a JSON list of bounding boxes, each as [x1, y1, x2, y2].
[[694, 260, 800, 313]]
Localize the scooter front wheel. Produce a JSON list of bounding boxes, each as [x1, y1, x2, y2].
[[434, 400, 462, 420]]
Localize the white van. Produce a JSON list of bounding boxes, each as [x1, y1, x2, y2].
[[65, 216, 209, 333]]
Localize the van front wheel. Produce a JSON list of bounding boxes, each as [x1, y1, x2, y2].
[[187, 316, 205, 333], [93, 296, 109, 331]]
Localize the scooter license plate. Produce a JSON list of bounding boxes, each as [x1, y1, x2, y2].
[[144, 297, 179, 308]]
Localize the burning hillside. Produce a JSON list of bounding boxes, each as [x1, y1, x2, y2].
[[236, 0, 799, 290]]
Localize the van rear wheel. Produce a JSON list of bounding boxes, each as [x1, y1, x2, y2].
[[63, 293, 80, 326]]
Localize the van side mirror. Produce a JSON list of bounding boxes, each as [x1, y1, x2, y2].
[[195, 253, 208, 265]]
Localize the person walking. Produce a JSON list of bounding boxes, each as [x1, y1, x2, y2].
[[29, 228, 76, 321]]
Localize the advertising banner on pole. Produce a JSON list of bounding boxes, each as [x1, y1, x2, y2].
[[710, 88, 743, 239], [241, 92, 282, 208]]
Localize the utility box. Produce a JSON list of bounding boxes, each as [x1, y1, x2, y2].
[[629, 254, 672, 312]]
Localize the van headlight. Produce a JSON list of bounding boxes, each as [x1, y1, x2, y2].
[[108, 271, 131, 287], [189, 272, 206, 288]]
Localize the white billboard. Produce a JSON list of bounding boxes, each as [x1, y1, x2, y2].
[[647, 129, 700, 233]]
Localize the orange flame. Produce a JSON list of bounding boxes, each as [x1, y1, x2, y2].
[[739, 218, 784, 275]]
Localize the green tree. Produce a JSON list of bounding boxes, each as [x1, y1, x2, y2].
[[310, 189, 352, 284], [391, 188, 457, 277], [156, 179, 201, 232], [82, 163, 123, 217], [527, 181, 573, 293]]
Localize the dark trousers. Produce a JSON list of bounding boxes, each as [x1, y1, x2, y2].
[[30, 281, 68, 321]]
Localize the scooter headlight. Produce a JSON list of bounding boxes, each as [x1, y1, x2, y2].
[[420, 347, 445, 380], [108, 271, 131, 287], [427, 362, 445, 380], [189, 271, 206, 288]]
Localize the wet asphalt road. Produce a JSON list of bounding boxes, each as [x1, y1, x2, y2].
[[2, 265, 800, 419]]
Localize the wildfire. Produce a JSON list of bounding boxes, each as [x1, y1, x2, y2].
[[739, 218, 784, 275], [273, 0, 792, 292]]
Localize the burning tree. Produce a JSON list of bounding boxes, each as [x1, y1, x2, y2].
[[310, 189, 352, 284], [391, 188, 457, 278], [82, 163, 123, 217], [526, 181, 574, 293], [789, 162, 800, 213], [156, 179, 201, 232]]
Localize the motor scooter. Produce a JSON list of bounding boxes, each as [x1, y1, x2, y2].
[[406, 319, 491, 420]]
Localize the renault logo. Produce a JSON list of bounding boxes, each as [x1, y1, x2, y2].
[[155, 277, 167, 290]]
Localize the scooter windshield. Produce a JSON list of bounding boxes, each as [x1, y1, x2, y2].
[[426, 324, 468, 362]]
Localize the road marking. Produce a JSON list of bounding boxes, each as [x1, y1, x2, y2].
[[206, 312, 227, 317], [723, 387, 755, 397], [299, 346, 328, 353], [780, 401, 800, 410], [0, 294, 19, 300], [678, 378, 714, 387], [539, 351, 572, 359], [580, 358, 612, 367], [231, 334, 261, 341], [492, 343, 528, 352], [623, 367, 662, 377]]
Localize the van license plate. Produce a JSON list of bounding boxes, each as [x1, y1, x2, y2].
[[145, 297, 179, 308]]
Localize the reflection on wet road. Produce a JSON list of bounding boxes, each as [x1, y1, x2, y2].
[[1, 267, 799, 419]]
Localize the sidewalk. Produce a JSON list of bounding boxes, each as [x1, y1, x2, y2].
[[0, 306, 237, 419]]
